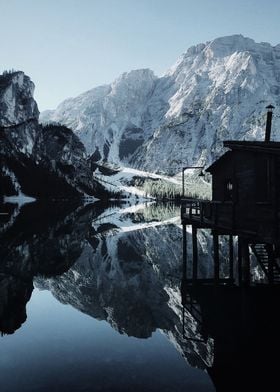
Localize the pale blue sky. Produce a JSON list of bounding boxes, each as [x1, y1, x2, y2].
[[1, 0, 280, 111]]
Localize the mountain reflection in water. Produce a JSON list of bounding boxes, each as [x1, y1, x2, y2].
[[1, 201, 279, 391]]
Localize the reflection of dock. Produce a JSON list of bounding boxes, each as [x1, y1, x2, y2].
[[181, 279, 280, 390], [181, 215, 280, 389]]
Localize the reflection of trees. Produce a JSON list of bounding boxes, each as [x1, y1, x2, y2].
[[129, 202, 180, 223], [0, 201, 104, 335]]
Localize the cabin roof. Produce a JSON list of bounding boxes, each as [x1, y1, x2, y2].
[[224, 140, 280, 154], [206, 140, 280, 173], [206, 151, 232, 173]]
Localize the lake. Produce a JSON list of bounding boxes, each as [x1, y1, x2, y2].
[[1, 200, 279, 391], [0, 201, 215, 392]]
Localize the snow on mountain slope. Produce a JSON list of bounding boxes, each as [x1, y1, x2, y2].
[[90, 201, 180, 234], [41, 35, 280, 174], [93, 165, 182, 198], [41, 69, 157, 163]]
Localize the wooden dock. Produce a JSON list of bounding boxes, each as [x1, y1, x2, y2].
[[181, 198, 280, 286]]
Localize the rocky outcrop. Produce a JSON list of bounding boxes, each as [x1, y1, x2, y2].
[[0, 71, 38, 127], [33, 123, 106, 197]]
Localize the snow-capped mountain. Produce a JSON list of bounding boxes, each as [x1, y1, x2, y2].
[[41, 69, 157, 163], [41, 35, 280, 175]]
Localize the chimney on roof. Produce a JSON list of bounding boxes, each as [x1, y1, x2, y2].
[[265, 104, 275, 142]]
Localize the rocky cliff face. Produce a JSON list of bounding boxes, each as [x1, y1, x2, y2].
[[0, 71, 39, 156], [0, 71, 38, 127], [0, 71, 107, 200], [41, 35, 280, 174]]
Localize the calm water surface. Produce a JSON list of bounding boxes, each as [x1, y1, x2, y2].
[[0, 202, 215, 392]]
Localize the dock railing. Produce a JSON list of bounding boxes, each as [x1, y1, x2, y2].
[[181, 198, 204, 223], [181, 198, 234, 227]]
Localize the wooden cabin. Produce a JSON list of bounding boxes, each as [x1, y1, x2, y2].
[[204, 140, 280, 239], [182, 106, 280, 243]]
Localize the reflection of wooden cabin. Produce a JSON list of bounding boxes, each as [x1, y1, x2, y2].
[[181, 280, 280, 390], [182, 105, 280, 243]]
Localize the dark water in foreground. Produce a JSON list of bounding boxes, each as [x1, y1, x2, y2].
[[1, 201, 280, 391], [0, 289, 210, 392]]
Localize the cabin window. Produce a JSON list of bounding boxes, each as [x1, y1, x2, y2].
[[256, 156, 271, 202], [224, 179, 233, 201]]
